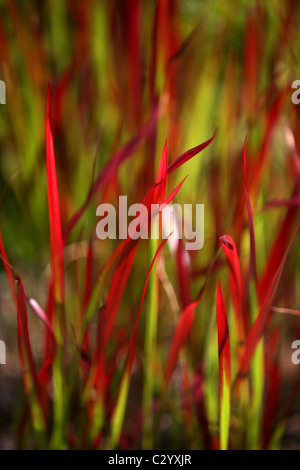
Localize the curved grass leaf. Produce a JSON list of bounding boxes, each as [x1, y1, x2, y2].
[[219, 234, 245, 343]]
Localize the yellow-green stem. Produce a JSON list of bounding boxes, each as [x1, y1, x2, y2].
[[142, 224, 159, 449]]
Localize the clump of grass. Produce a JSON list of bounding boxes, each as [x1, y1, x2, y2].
[[0, 0, 300, 450]]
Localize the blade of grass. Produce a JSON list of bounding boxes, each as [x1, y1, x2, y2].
[[0, 257, 47, 447], [243, 137, 264, 449], [46, 86, 64, 305], [167, 129, 217, 175], [216, 282, 231, 450], [46, 87, 66, 449], [219, 235, 245, 346]]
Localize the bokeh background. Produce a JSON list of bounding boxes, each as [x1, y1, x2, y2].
[[0, 0, 300, 450]]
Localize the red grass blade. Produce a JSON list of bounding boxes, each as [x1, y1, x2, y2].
[[154, 139, 168, 203], [167, 129, 217, 175], [216, 282, 231, 450], [16, 277, 45, 414], [46, 86, 64, 304], [219, 235, 244, 342], [0, 257, 46, 427]]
